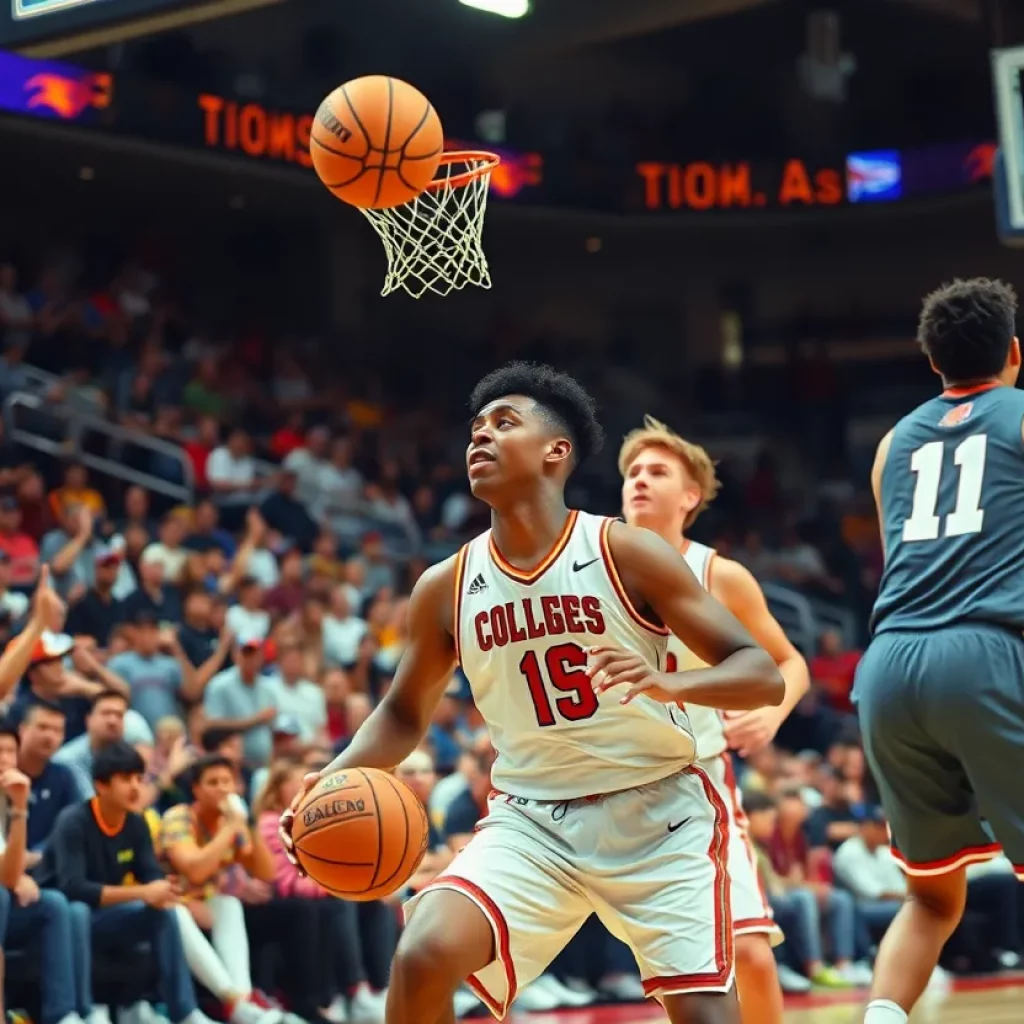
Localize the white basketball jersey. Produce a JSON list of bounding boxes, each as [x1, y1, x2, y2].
[[455, 510, 696, 800], [667, 540, 729, 761]]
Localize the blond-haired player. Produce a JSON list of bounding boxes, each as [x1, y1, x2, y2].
[[616, 417, 810, 1024]]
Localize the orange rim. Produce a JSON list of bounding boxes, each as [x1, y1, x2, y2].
[[427, 149, 501, 192]]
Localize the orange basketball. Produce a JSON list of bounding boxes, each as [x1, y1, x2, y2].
[[310, 76, 444, 210], [291, 767, 429, 901]]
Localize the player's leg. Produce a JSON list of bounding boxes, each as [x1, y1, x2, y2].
[[857, 630, 1000, 1023], [705, 755, 784, 1024], [398, 796, 590, 1022], [589, 766, 739, 1024]]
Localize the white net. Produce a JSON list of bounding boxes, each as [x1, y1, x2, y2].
[[359, 153, 498, 299]]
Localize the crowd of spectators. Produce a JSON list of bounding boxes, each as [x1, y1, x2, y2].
[[0, 250, 1019, 1024]]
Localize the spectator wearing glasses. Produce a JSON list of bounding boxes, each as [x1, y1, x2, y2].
[[38, 742, 216, 1024], [0, 724, 96, 1024]]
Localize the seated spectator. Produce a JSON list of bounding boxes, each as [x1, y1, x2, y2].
[[259, 470, 318, 555], [49, 462, 106, 524], [143, 514, 191, 585], [3, 632, 92, 737], [806, 766, 860, 855], [160, 755, 282, 1024], [322, 587, 367, 668], [65, 547, 125, 650], [203, 638, 278, 769], [256, 760, 388, 1023], [38, 742, 215, 1024], [120, 550, 182, 625], [17, 703, 81, 860], [428, 692, 468, 775], [442, 749, 493, 853], [282, 427, 330, 509], [178, 592, 231, 677], [832, 805, 907, 944], [54, 689, 155, 797], [766, 788, 867, 986], [0, 724, 95, 1024], [395, 750, 451, 891], [115, 486, 157, 539], [263, 549, 305, 620], [184, 501, 237, 559], [266, 642, 325, 744], [0, 495, 39, 588], [207, 429, 258, 531], [108, 611, 212, 730], [810, 629, 862, 714], [226, 578, 270, 641]]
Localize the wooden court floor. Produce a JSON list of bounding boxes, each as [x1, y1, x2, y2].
[[511, 974, 1024, 1023]]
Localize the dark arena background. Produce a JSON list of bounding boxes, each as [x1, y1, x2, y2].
[[1, 0, 1024, 1022]]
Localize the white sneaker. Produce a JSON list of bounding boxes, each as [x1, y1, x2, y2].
[[839, 961, 874, 987], [322, 996, 348, 1024], [452, 989, 480, 1019], [178, 1013, 220, 1024], [87, 1008, 113, 1024], [513, 979, 561, 1012], [563, 978, 601, 1003], [55, 1014, 85, 1024], [348, 985, 386, 1023], [998, 950, 1021, 970], [530, 974, 595, 1007], [776, 964, 812, 994], [229, 1003, 283, 1024], [118, 1003, 146, 1024], [599, 973, 647, 1003]]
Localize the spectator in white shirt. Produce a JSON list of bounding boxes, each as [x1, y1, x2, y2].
[[207, 429, 258, 530], [225, 578, 270, 642], [322, 586, 368, 668], [315, 437, 364, 529], [282, 426, 331, 509], [266, 641, 326, 743], [142, 514, 190, 585], [832, 806, 906, 944]]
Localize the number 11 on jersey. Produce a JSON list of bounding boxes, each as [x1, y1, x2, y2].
[[903, 434, 987, 542]]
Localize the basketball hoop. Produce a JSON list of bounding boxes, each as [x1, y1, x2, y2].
[[359, 150, 500, 299]]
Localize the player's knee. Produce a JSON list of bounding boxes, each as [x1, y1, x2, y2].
[[734, 933, 778, 987], [392, 927, 463, 995], [908, 871, 966, 924]]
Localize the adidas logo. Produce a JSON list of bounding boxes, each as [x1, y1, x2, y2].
[[467, 573, 488, 595]]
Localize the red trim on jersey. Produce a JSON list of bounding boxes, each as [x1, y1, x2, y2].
[[734, 917, 780, 935], [488, 509, 578, 586], [1014, 864, 1024, 882], [941, 382, 1001, 398], [599, 517, 670, 636], [891, 842, 1002, 876], [417, 875, 517, 1017], [451, 544, 468, 665], [643, 764, 734, 999], [722, 753, 776, 925]]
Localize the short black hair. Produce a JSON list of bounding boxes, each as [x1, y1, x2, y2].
[[0, 723, 19, 747], [743, 791, 777, 813], [92, 741, 144, 783], [200, 726, 242, 753], [189, 753, 235, 789], [468, 362, 604, 468], [918, 277, 1017, 382], [22, 699, 65, 723], [89, 688, 129, 712]]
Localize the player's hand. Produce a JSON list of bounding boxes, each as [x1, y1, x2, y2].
[[278, 771, 321, 874], [587, 646, 676, 704], [31, 565, 66, 632], [723, 706, 783, 758]]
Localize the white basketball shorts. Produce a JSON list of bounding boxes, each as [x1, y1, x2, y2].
[[404, 765, 735, 1020], [700, 752, 783, 946]]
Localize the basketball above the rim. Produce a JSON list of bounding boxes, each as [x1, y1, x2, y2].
[[310, 76, 444, 210]]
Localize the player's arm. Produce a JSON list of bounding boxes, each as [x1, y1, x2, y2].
[[317, 558, 459, 777], [712, 558, 810, 755], [593, 521, 783, 710], [871, 428, 895, 561]]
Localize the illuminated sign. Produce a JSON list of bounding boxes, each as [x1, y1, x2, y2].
[[13, 0, 110, 19], [636, 159, 844, 212], [196, 95, 544, 199], [0, 49, 110, 121], [847, 151, 902, 203]]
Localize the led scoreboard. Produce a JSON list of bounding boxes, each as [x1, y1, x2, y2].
[[2, 0, 277, 53]]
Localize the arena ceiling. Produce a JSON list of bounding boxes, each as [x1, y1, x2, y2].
[[513, 0, 980, 54]]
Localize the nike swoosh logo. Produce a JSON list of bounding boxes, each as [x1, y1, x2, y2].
[[573, 558, 600, 572], [667, 818, 692, 833]]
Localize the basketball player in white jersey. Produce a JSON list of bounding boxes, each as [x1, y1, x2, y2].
[[611, 416, 810, 1024], [280, 363, 784, 1024]]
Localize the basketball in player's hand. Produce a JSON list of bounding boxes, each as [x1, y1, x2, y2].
[[290, 767, 429, 901]]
